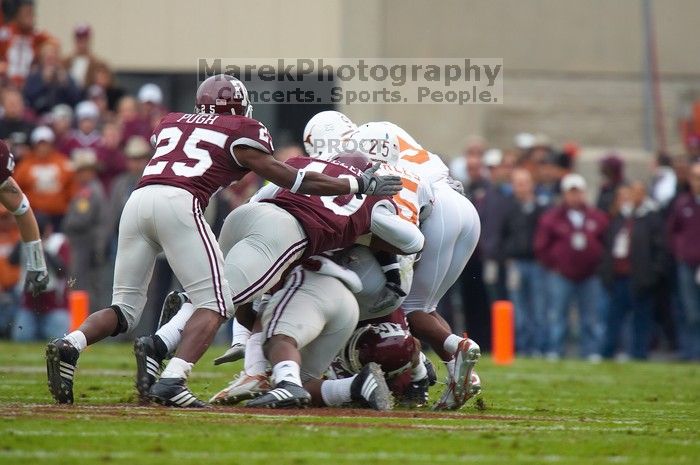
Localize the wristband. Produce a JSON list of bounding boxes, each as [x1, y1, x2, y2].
[[23, 240, 47, 272], [11, 194, 30, 216], [348, 176, 359, 194], [290, 169, 306, 194]]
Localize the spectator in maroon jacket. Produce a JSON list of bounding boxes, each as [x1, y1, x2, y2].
[[48, 104, 73, 152], [535, 173, 609, 360], [58, 100, 101, 156], [597, 153, 626, 216], [116, 96, 149, 146], [667, 161, 700, 360], [95, 121, 126, 192]]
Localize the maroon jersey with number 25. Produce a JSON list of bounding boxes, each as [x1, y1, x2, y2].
[[263, 155, 394, 257], [137, 112, 274, 207]]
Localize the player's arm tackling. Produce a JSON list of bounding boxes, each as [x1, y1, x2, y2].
[[235, 146, 403, 196]]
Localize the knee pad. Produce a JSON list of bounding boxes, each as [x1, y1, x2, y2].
[[110, 305, 130, 336]]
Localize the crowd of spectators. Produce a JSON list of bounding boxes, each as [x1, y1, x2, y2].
[[0, 2, 697, 362], [0, 1, 265, 341], [446, 134, 700, 361]]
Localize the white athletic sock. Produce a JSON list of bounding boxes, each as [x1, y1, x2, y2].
[[160, 357, 193, 380], [443, 334, 463, 355], [244, 332, 268, 376], [272, 360, 302, 387], [64, 331, 87, 352], [155, 302, 196, 353], [445, 358, 456, 380], [320, 376, 355, 406], [411, 358, 428, 382], [231, 318, 251, 347]]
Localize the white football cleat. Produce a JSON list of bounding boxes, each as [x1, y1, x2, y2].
[[452, 338, 480, 405], [209, 371, 271, 405], [433, 371, 481, 410], [213, 343, 246, 365]]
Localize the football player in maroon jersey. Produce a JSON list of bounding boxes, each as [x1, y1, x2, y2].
[[134, 150, 424, 406], [46, 74, 402, 405], [0, 140, 48, 296]]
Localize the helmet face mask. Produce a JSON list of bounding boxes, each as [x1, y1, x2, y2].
[[195, 74, 253, 117]]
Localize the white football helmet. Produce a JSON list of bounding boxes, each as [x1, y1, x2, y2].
[[350, 121, 401, 166], [303, 111, 357, 159]]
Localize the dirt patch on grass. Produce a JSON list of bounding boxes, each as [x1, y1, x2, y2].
[[0, 403, 554, 424]]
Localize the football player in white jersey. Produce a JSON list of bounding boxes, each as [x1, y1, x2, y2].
[[380, 122, 482, 410]]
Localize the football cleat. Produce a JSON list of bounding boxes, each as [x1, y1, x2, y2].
[[213, 343, 245, 365], [209, 371, 272, 405], [245, 381, 311, 408], [400, 376, 430, 408], [46, 338, 80, 404], [134, 336, 164, 401], [434, 371, 481, 410], [452, 337, 481, 406], [149, 377, 207, 408], [425, 356, 437, 386], [158, 290, 189, 329], [350, 362, 393, 411]]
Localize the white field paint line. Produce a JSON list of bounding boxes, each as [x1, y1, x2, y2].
[[0, 366, 221, 378], [0, 449, 640, 464], [0, 405, 654, 427], [1, 429, 170, 437]]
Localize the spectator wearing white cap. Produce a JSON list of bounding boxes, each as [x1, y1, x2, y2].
[[62, 148, 110, 311], [49, 104, 73, 152], [534, 173, 609, 360], [137, 83, 167, 133], [59, 101, 101, 156], [12, 126, 75, 227], [63, 23, 105, 90]]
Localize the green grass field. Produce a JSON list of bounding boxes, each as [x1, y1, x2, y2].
[[0, 342, 698, 465]]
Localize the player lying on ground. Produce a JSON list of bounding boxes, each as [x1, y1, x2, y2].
[[45, 74, 403, 405], [208, 245, 407, 409], [0, 140, 48, 296]]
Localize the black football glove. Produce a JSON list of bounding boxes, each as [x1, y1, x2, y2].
[[25, 270, 49, 297], [357, 162, 403, 196]]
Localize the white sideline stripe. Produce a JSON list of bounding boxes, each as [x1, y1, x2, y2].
[[0, 366, 222, 378], [0, 449, 641, 464]]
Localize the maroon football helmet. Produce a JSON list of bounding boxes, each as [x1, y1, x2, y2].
[[195, 74, 253, 117], [337, 322, 416, 378], [0, 140, 15, 185]]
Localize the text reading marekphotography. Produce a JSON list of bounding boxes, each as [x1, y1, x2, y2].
[[198, 58, 503, 105]]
